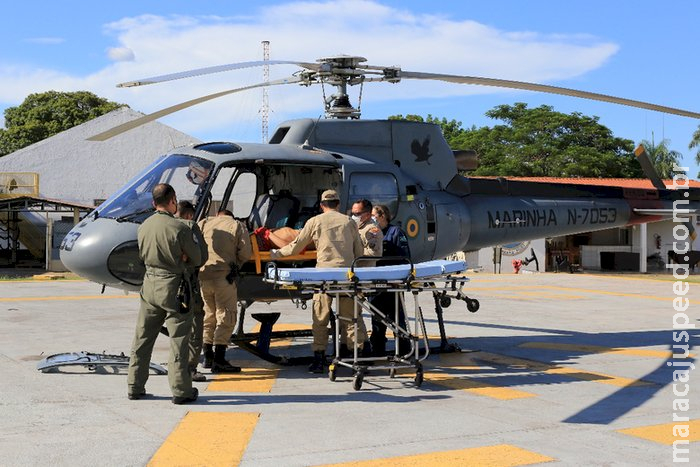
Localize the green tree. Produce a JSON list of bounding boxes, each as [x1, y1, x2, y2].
[[390, 104, 643, 178], [0, 91, 125, 156], [389, 114, 466, 142], [639, 137, 683, 179], [689, 126, 700, 177]]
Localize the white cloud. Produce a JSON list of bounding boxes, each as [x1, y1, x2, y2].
[[0, 0, 619, 141], [107, 47, 135, 62]]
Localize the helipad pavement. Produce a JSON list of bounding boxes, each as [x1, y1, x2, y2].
[[1, 272, 697, 466]]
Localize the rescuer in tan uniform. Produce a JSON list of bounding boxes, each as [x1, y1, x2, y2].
[[175, 200, 208, 382], [271, 189, 365, 373], [352, 199, 383, 259], [198, 209, 252, 373], [127, 183, 202, 405]]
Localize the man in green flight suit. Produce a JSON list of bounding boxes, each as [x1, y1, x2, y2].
[[127, 183, 202, 404]]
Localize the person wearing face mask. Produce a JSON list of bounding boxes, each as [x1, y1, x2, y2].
[[369, 204, 412, 356], [351, 199, 383, 259], [347, 199, 382, 355]]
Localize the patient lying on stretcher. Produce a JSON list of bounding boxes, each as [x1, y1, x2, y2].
[[253, 226, 315, 252]]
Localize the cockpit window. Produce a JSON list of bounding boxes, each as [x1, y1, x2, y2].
[[96, 154, 214, 223]]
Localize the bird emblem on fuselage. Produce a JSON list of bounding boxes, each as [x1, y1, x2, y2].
[[411, 135, 432, 164]]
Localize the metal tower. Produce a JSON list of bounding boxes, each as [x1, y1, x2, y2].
[[261, 40, 270, 143]]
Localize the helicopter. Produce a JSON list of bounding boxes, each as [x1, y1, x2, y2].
[[59, 55, 700, 363]]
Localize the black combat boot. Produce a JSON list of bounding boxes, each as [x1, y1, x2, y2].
[[308, 351, 325, 374], [203, 344, 214, 369], [211, 345, 241, 373], [190, 366, 207, 382]]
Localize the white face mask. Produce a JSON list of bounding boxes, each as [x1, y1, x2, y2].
[[371, 216, 378, 224], [351, 215, 362, 224]]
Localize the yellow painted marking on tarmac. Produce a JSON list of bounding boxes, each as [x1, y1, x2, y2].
[[0, 294, 137, 302], [426, 352, 536, 399], [466, 283, 698, 304], [251, 322, 312, 348], [618, 419, 700, 445], [207, 363, 280, 393], [515, 291, 584, 300], [544, 367, 651, 387], [207, 323, 310, 393], [468, 292, 539, 301], [541, 285, 698, 304], [438, 351, 485, 370], [148, 412, 259, 466], [475, 352, 654, 387], [318, 444, 554, 466], [586, 274, 699, 285], [424, 371, 536, 400], [520, 342, 689, 359]]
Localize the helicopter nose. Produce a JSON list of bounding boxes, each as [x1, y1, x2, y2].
[[60, 217, 142, 291]]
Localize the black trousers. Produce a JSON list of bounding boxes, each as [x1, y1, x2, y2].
[[369, 291, 410, 354]]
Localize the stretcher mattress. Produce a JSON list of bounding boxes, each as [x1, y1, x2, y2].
[[267, 259, 466, 283]]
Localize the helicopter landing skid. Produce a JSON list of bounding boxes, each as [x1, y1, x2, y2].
[[36, 351, 167, 374], [430, 288, 480, 354], [230, 312, 314, 366]]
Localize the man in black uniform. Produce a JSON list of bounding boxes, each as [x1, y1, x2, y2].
[[127, 183, 202, 404]]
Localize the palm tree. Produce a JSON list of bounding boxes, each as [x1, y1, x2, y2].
[[689, 126, 700, 176], [640, 136, 683, 179]]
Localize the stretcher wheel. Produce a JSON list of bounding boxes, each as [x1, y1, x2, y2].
[[414, 368, 424, 387], [439, 296, 452, 308], [353, 372, 364, 390], [467, 299, 480, 313], [328, 364, 336, 382]]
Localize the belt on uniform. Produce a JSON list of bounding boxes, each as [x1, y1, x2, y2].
[[145, 269, 180, 278]]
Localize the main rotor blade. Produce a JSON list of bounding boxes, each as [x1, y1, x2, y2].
[[400, 71, 700, 119], [88, 76, 302, 141], [118, 60, 318, 87]]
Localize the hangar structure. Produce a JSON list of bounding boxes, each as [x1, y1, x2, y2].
[[0, 107, 199, 269]]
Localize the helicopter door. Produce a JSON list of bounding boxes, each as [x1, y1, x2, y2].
[[200, 166, 257, 219], [434, 202, 468, 259]]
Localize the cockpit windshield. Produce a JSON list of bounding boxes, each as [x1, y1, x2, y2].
[[96, 154, 214, 223]]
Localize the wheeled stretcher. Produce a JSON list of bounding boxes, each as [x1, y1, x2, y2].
[[264, 258, 473, 390]]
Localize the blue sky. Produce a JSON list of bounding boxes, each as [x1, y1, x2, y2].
[[2, 0, 699, 176]]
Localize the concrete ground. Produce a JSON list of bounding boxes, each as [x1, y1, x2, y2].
[[1, 272, 698, 466]]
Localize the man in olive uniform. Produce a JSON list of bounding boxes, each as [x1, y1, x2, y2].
[[175, 200, 208, 382], [198, 209, 252, 373], [127, 183, 202, 404], [271, 189, 365, 373]]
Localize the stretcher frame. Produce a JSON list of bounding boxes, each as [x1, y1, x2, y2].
[[264, 258, 471, 389]]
